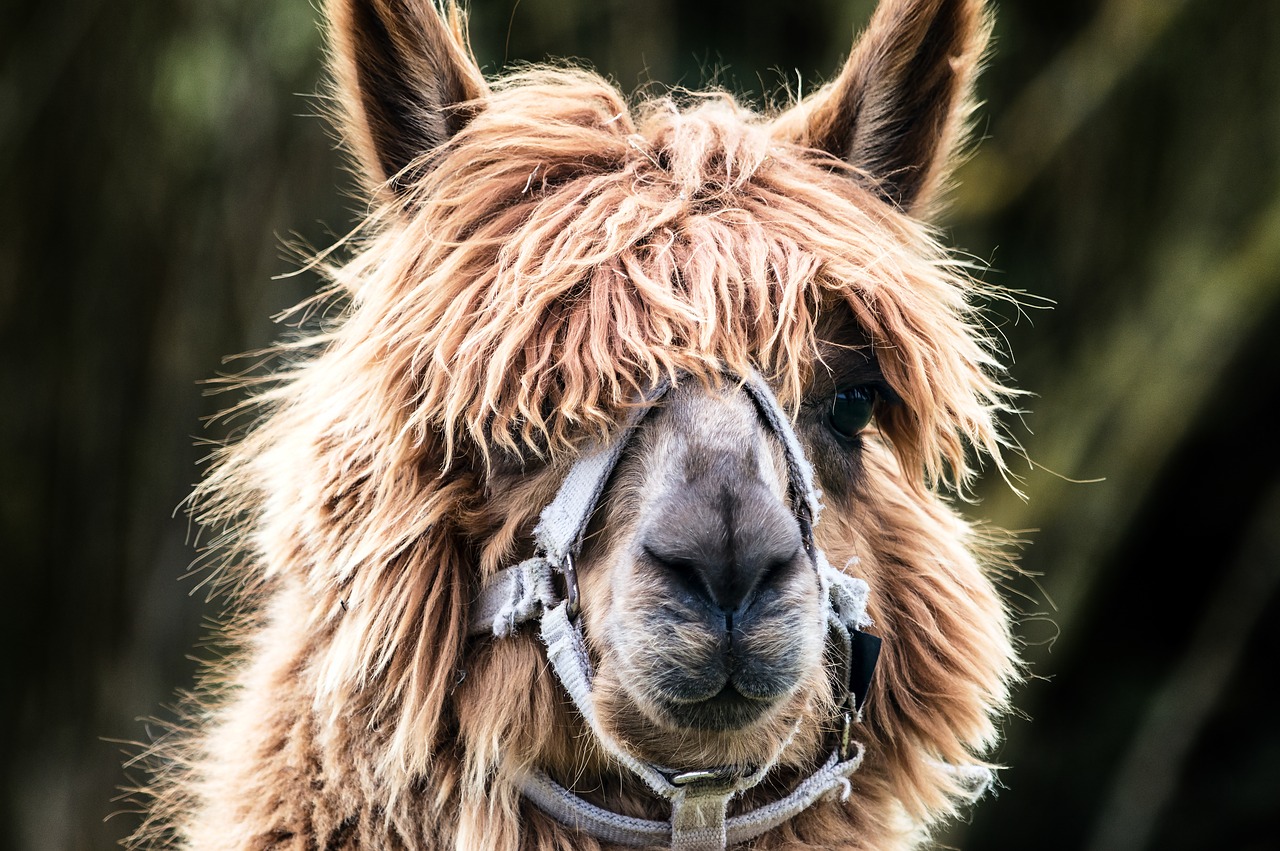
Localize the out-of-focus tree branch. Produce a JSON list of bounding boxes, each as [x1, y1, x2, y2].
[[0, 0, 106, 176], [1081, 480, 1280, 851], [954, 0, 1196, 219], [980, 186, 1280, 649]]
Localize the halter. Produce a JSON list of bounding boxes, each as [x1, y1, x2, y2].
[[469, 367, 884, 850]]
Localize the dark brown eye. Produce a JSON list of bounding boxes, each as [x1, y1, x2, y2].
[[827, 386, 877, 439]]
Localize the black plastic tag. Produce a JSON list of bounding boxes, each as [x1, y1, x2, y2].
[[849, 630, 882, 712]]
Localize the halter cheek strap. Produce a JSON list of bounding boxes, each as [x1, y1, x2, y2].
[[468, 368, 886, 849]]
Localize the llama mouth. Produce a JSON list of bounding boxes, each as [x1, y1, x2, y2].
[[659, 684, 774, 731]]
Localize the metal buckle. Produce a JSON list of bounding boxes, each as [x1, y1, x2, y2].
[[670, 767, 738, 786], [668, 765, 749, 793], [561, 553, 580, 622], [839, 708, 854, 760]]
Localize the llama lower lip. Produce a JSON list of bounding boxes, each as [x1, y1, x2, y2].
[[661, 685, 773, 731]]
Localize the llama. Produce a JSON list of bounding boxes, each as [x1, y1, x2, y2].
[[133, 0, 1020, 848]]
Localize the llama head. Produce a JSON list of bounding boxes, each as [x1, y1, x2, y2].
[[204, 0, 1019, 843]]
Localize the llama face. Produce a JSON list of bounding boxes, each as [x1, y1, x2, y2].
[[561, 323, 886, 769]]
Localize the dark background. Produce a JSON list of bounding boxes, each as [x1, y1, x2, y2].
[[3, 0, 1278, 848]]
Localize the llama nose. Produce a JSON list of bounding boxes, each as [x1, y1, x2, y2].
[[639, 478, 804, 619]]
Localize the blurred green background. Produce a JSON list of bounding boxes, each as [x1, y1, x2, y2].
[[3, 0, 1278, 848]]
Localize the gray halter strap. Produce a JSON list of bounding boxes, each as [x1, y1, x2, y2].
[[469, 368, 879, 849]]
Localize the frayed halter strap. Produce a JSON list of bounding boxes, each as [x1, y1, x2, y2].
[[469, 367, 883, 850]]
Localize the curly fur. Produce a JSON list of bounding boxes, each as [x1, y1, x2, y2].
[[126, 1, 1023, 848]]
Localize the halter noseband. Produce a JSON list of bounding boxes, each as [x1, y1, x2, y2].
[[469, 367, 883, 850]]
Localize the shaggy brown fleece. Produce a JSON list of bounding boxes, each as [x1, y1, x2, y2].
[[127, 1, 1023, 848]]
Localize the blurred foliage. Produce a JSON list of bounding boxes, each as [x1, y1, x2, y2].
[[2, 0, 1277, 849]]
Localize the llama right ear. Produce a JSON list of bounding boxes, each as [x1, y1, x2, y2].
[[772, 0, 991, 218], [326, 0, 488, 198]]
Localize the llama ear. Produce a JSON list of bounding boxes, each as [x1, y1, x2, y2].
[[326, 0, 489, 197], [773, 0, 991, 216]]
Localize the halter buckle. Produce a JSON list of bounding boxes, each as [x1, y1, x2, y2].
[[560, 553, 581, 622], [840, 709, 854, 760], [669, 766, 744, 787]]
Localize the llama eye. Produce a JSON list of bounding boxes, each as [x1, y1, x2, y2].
[[827, 386, 877, 439]]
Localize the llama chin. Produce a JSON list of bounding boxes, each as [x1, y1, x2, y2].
[[131, 1, 1023, 849]]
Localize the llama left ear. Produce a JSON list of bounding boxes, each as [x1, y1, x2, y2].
[[773, 0, 991, 217], [326, 0, 489, 198]]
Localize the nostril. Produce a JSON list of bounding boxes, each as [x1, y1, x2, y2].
[[641, 544, 713, 604], [731, 549, 800, 619], [758, 551, 800, 597]]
